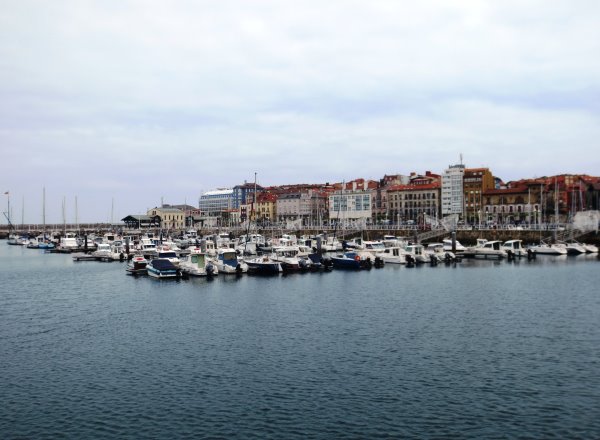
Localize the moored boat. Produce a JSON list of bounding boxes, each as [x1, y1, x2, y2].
[[147, 258, 181, 279], [245, 255, 283, 274], [216, 248, 248, 274], [330, 251, 373, 270], [179, 252, 217, 277], [502, 239, 529, 258], [464, 240, 507, 259], [528, 241, 567, 255], [126, 254, 148, 275]]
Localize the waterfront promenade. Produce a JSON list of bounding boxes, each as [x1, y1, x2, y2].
[[1, 222, 598, 245]]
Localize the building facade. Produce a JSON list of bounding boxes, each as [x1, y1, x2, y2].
[[232, 182, 264, 209], [328, 191, 372, 224], [255, 192, 277, 224], [441, 164, 465, 217], [387, 182, 441, 224], [199, 189, 234, 215], [463, 168, 495, 224], [146, 207, 185, 229]]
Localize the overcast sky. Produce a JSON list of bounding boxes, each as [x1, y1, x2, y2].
[[1, 0, 599, 224]]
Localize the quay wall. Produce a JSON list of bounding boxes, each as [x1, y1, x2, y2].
[[1, 225, 599, 246]]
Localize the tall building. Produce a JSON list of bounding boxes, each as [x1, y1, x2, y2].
[[232, 182, 264, 209], [441, 164, 465, 217], [463, 168, 495, 223]]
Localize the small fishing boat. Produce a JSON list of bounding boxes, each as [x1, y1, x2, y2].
[[126, 254, 148, 275]]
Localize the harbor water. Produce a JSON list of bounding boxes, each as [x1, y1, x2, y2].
[[1, 244, 599, 438]]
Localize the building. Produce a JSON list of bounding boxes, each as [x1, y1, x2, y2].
[[441, 164, 465, 217], [463, 168, 495, 224], [483, 185, 539, 225], [386, 182, 441, 224], [121, 215, 161, 229], [232, 182, 264, 209], [199, 189, 234, 216], [146, 206, 185, 229], [328, 190, 372, 224], [256, 192, 278, 224]]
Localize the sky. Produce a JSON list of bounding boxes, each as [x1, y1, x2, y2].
[[1, 0, 599, 224]]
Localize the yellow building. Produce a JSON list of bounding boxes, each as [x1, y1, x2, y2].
[[256, 193, 277, 224], [146, 206, 185, 230]]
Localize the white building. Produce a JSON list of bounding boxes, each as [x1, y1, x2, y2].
[[441, 164, 465, 216], [199, 189, 234, 215], [329, 191, 372, 223]]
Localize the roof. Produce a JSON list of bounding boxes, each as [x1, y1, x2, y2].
[[150, 207, 184, 213], [483, 186, 529, 195], [387, 182, 441, 191], [257, 193, 278, 203], [202, 189, 233, 196], [121, 215, 154, 221]]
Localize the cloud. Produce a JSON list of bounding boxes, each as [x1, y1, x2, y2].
[[1, 1, 599, 222]]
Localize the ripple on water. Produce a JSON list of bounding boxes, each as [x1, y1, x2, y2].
[[0, 246, 599, 438]]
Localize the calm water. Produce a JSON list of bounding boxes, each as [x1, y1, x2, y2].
[[1, 244, 599, 439]]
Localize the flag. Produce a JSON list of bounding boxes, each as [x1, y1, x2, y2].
[[3, 191, 8, 195]]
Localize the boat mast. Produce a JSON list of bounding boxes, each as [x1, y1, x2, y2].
[[62, 196, 66, 234], [21, 195, 24, 230], [527, 187, 531, 227], [554, 178, 559, 225], [42, 187, 46, 233], [75, 195, 79, 231]]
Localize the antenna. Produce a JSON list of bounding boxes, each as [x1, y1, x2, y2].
[[459, 153, 463, 165]]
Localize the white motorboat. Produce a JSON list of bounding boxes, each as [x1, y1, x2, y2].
[[465, 240, 507, 259], [425, 243, 457, 262], [561, 241, 587, 255], [443, 238, 466, 252], [270, 246, 303, 271], [139, 237, 157, 256], [236, 234, 266, 255], [92, 243, 113, 260], [404, 244, 428, 263], [215, 249, 248, 274], [528, 242, 567, 255], [156, 250, 180, 267], [502, 240, 529, 257], [179, 252, 217, 276], [362, 241, 387, 255], [377, 246, 406, 264], [59, 232, 79, 250], [583, 243, 599, 253]]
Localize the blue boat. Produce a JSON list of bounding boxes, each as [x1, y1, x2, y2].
[[330, 251, 373, 270], [147, 258, 181, 279]]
